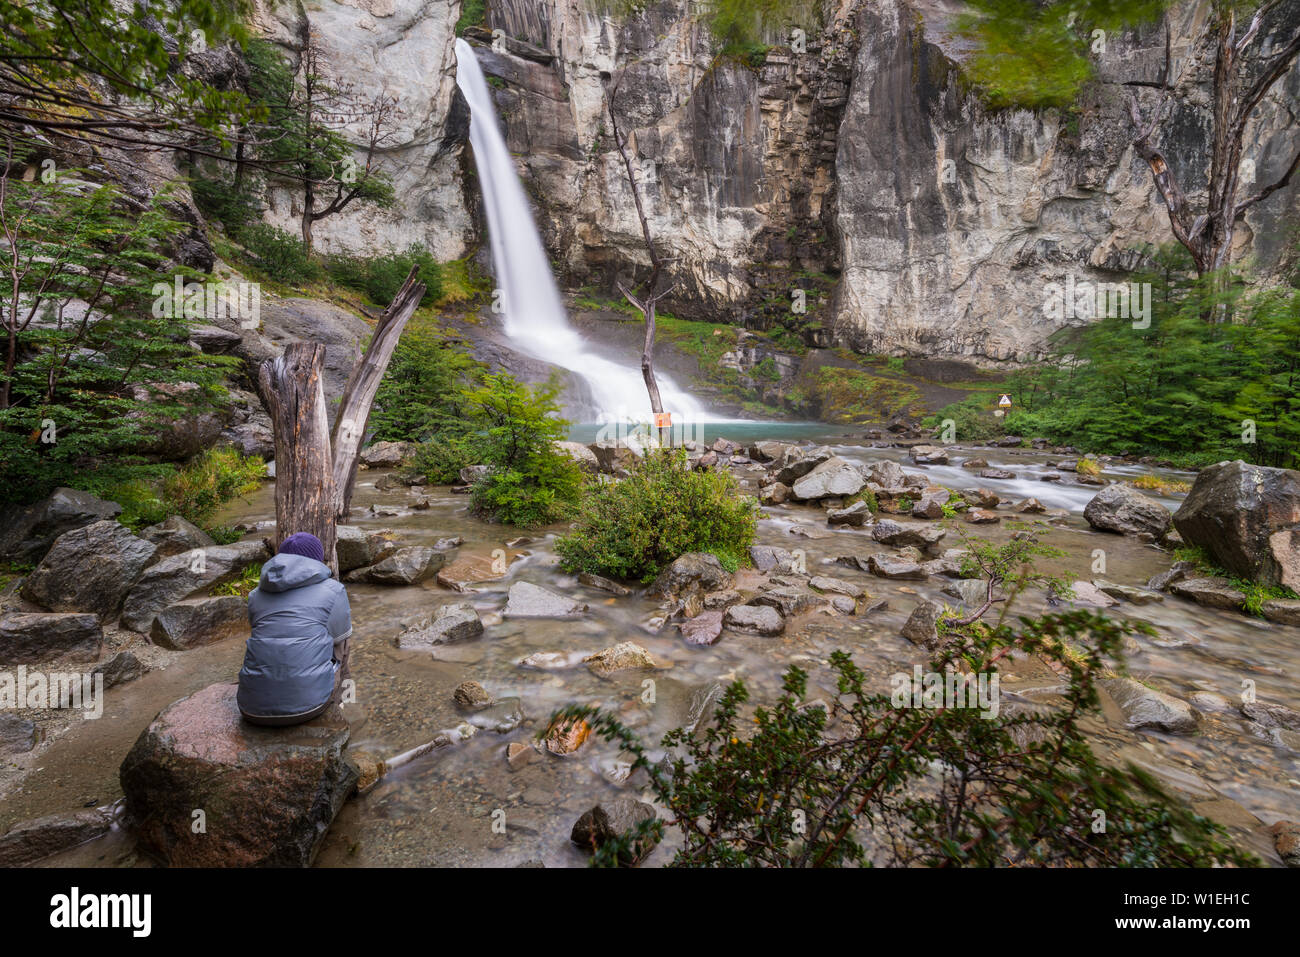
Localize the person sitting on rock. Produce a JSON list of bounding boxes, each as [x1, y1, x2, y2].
[[237, 532, 352, 727]]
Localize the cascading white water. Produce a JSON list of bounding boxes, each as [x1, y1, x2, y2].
[[454, 39, 706, 424]]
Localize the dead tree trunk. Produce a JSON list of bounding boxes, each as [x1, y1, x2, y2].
[[331, 265, 426, 519], [257, 342, 339, 573], [609, 74, 675, 447], [258, 267, 426, 572]]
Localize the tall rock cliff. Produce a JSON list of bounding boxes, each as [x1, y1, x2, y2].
[[282, 0, 1299, 364]]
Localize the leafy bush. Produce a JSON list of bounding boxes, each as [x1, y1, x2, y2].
[[552, 607, 1253, 868], [556, 448, 758, 582], [324, 245, 444, 307], [239, 223, 322, 287], [466, 374, 583, 528], [190, 173, 262, 237], [921, 394, 1006, 442], [408, 433, 481, 485]]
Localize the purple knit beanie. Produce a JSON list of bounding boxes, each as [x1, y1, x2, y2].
[[278, 532, 325, 564]]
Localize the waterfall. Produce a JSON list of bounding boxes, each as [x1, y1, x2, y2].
[[454, 39, 707, 425]]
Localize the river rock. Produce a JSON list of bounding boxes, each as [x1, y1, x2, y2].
[[150, 595, 248, 650], [20, 520, 156, 620], [909, 445, 949, 465], [458, 465, 490, 487], [1269, 822, 1300, 868], [570, 798, 659, 865], [0, 487, 123, 564], [584, 641, 657, 675], [828, 500, 871, 526], [942, 578, 992, 608], [139, 515, 215, 560], [1147, 560, 1196, 591], [1239, 701, 1300, 732], [978, 467, 1016, 480], [863, 460, 907, 490], [334, 526, 398, 574], [344, 546, 444, 585], [1093, 580, 1164, 604], [1066, 581, 1118, 608], [871, 519, 946, 551], [1169, 577, 1246, 610], [0, 807, 115, 867], [453, 680, 493, 710], [93, 650, 147, 689], [647, 552, 732, 600], [867, 554, 928, 579], [809, 575, 865, 598], [589, 441, 641, 476], [901, 601, 945, 650], [468, 697, 524, 734], [396, 602, 484, 647], [1172, 460, 1300, 590], [0, 713, 37, 755], [119, 682, 357, 867], [961, 458, 988, 470], [504, 581, 586, 618], [121, 539, 270, 632], [911, 489, 948, 519], [0, 613, 102, 664], [678, 610, 725, 646], [791, 456, 867, 501], [760, 482, 792, 504], [578, 572, 632, 596], [359, 440, 413, 467], [1016, 498, 1046, 514], [1101, 677, 1198, 733], [748, 545, 795, 572], [1261, 599, 1300, 626], [771, 446, 832, 485], [1083, 484, 1173, 538], [753, 586, 825, 617], [555, 441, 599, 473], [965, 508, 1000, 524], [723, 603, 784, 635]]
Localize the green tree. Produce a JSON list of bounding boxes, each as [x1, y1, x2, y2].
[[370, 325, 482, 443]]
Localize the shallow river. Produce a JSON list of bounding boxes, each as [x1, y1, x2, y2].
[[14, 428, 1298, 866]]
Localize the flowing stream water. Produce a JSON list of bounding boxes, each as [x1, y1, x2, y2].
[[11, 432, 1296, 867], [455, 39, 706, 425]]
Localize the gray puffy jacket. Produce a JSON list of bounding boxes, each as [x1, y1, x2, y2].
[[236, 553, 352, 720]]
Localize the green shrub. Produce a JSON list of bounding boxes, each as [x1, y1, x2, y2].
[[556, 448, 759, 582], [922, 394, 1006, 442], [325, 245, 444, 307], [408, 433, 481, 485], [466, 374, 582, 528], [552, 608, 1252, 868], [240, 223, 321, 286], [190, 174, 262, 237], [371, 325, 483, 443]]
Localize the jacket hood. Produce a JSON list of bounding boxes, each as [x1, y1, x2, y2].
[[258, 553, 332, 593]]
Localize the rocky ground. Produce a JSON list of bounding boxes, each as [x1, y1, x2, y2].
[[1, 436, 1298, 868]]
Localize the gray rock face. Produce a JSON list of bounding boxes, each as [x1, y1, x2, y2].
[[335, 526, 398, 574], [1093, 580, 1164, 604], [791, 456, 866, 501], [0, 613, 102, 664], [589, 442, 642, 476], [1173, 460, 1300, 590], [748, 545, 797, 572], [647, 552, 733, 600], [21, 521, 157, 619], [828, 500, 872, 526], [503, 581, 587, 618], [93, 650, 147, 689], [150, 596, 249, 650], [396, 602, 484, 647], [571, 798, 659, 864], [343, 546, 444, 585], [121, 540, 270, 632], [0, 488, 122, 563], [555, 441, 600, 473], [1261, 598, 1300, 626], [723, 603, 785, 636], [809, 575, 865, 598], [139, 516, 215, 560], [1084, 484, 1173, 538], [942, 578, 992, 608], [772, 447, 833, 485], [119, 682, 357, 867], [753, 586, 826, 617], [1102, 678, 1198, 734]]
